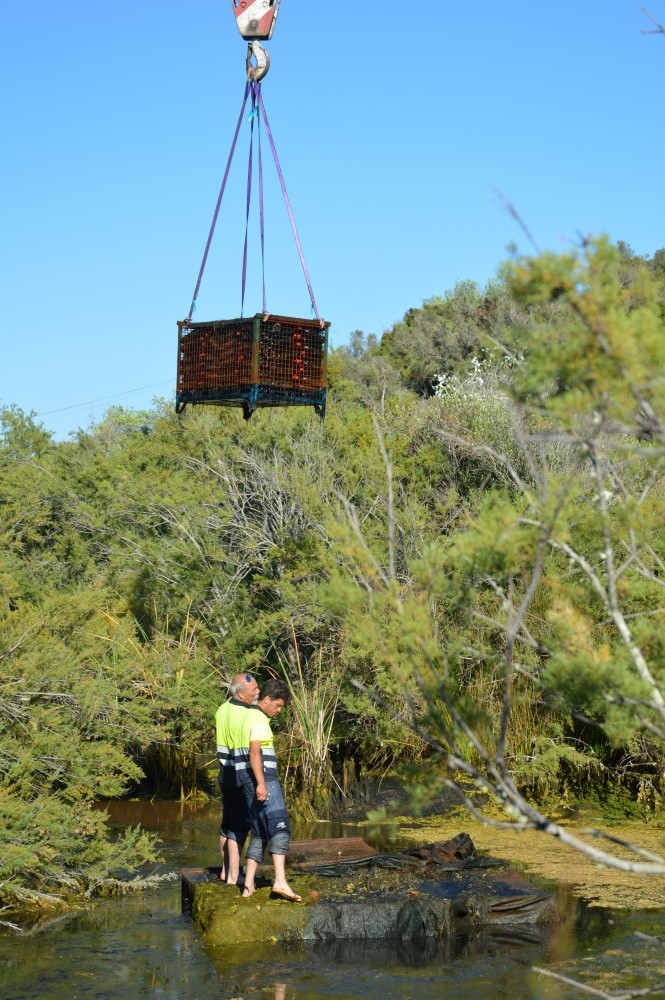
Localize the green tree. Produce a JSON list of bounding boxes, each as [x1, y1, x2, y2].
[[377, 278, 526, 395], [333, 238, 665, 871]]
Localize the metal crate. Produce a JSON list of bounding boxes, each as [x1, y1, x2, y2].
[[176, 314, 329, 419]]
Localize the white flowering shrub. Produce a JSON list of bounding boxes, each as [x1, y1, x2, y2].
[[433, 354, 522, 399], [431, 356, 528, 488]]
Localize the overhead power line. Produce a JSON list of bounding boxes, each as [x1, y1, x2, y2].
[[36, 379, 176, 417]]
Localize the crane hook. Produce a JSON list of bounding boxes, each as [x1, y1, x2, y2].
[[232, 0, 281, 42], [246, 39, 270, 82]]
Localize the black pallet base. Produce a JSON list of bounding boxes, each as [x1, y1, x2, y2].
[[175, 389, 326, 420]]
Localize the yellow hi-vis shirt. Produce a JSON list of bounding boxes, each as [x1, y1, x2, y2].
[[215, 698, 250, 787], [239, 704, 278, 783]]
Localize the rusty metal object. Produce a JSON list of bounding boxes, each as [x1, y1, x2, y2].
[[288, 838, 377, 869], [405, 833, 477, 864], [300, 836, 489, 878]]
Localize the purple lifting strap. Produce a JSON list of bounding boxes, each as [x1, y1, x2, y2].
[[257, 86, 322, 323], [185, 80, 322, 324], [257, 85, 267, 315], [241, 85, 257, 316], [188, 83, 250, 320]]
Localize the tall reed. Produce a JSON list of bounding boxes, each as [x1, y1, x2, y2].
[[276, 629, 340, 819]]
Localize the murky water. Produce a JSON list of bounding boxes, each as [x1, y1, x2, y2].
[[1, 801, 663, 1000]]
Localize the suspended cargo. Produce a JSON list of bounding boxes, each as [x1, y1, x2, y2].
[[176, 313, 329, 420], [232, 0, 281, 40], [176, 7, 329, 421]]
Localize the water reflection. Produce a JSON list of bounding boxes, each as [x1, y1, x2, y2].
[[206, 936, 553, 999], [201, 912, 573, 998], [304, 926, 553, 964]]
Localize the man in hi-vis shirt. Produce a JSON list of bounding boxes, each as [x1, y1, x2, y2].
[[240, 678, 301, 902], [214, 672, 259, 883]]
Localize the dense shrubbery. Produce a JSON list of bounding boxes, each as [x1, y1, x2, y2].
[[2, 238, 664, 904]]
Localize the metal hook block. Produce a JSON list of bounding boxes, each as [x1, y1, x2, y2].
[[232, 0, 281, 41], [246, 40, 270, 82]]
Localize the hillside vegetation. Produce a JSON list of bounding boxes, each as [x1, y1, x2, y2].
[[2, 238, 664, 908]]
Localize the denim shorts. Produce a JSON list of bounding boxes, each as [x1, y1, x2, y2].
[[243, 776, 291, 863]]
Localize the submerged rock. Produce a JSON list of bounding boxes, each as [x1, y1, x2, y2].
[[182, 835, 560, 947]]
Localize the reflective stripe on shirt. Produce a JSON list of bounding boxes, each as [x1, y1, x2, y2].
[[215, 698, 252, 787]]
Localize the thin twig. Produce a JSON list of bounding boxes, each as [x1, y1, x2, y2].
[[493, 189, 542, 254], [641, 6, 665, 33], [578, 829, 665, 864], [532, 965, 665, 999]]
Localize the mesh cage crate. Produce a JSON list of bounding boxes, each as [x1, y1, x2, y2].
[[176, 314, 329, 419]]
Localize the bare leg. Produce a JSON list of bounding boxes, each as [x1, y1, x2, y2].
[[271, 854, 301, 901], [219, 835, 228, 881], [242, 858, 259, 898], [225, 839, 243, 885]]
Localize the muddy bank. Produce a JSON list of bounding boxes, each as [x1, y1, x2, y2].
[[391, 814, 665, 909]]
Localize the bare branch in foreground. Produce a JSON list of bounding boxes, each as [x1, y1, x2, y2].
[[641, 6, 665, 34], [0, 919, 23, 933], [352, 677, 665, 873], [520, 516, 665, 728], [578, 829, 665, 864], [493, 188, 542, 255], [531, 965, 665, 999], [342, 406, 665, 875]]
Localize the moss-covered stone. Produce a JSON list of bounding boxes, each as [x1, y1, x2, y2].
[[191, 881, 311, 947], [183, 861, 559, 947]]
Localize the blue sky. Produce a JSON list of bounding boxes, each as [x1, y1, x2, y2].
[[1, 1, 663, 439]]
